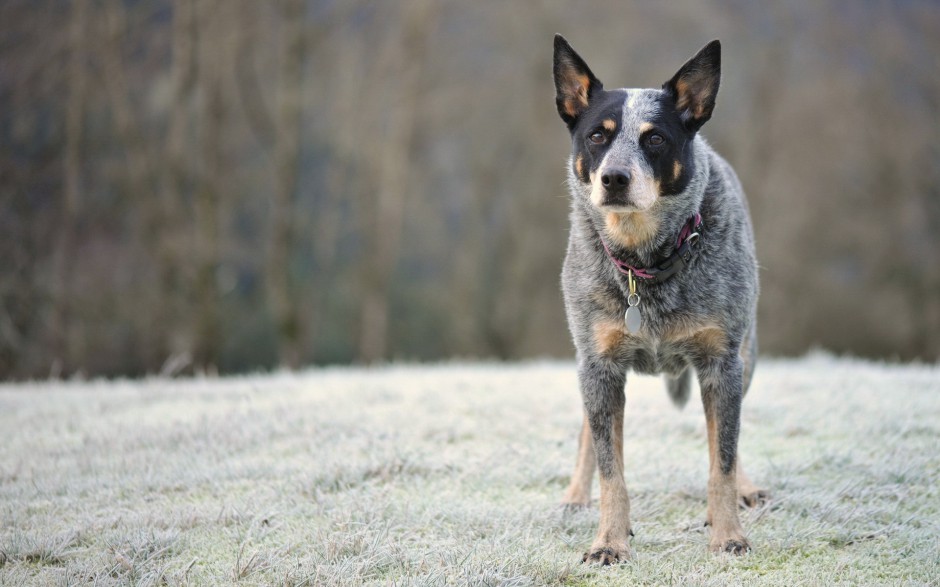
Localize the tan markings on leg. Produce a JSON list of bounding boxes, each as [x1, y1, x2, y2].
[[736, 459, 770, 508], [562, 413, 595, 507], [585, 409, 632, 564], [589, 475, 632, 562], [592, 320, 625, 357], [705, 411, 718, 505], [664, 321, 728, 359], [604, 211, 660, 250], [639, 122, 654, 134], [602, 118, 617, 132], [673, 160, 682, 180], [692, 328, 728, 357], [612, 405, 624, 472], [704, 401, 749, 554]]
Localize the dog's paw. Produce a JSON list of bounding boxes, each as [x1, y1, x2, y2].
[[739, 488, 771, 508], [582, 545, 632, 565], [709, 535, 751, 555]]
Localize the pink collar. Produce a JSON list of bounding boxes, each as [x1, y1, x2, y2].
[[600, 213, 703, 283]]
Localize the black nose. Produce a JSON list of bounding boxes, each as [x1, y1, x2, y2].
[[601, 169, 630, 191]]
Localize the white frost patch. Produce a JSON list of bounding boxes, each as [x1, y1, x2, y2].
[[1, 355, 938, 584]]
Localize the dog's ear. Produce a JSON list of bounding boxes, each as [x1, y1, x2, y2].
[[553, 34, 602, 128], [663, 40, 721, 133]]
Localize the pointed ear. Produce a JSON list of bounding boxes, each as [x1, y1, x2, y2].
[[553, 34, 602, 128], [663, 40, 721, 133]]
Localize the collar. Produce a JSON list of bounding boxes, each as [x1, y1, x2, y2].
[[599, 213, 703, 284]]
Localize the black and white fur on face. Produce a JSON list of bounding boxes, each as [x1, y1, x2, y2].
[[554, 36, 721, 264]]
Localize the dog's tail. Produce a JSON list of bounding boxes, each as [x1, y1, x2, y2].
[[665, 368, 692, 409]]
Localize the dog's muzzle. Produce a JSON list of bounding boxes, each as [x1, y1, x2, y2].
[[600, 167, 631, 207]]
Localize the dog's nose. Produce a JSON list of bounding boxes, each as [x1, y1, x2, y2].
[[600, 168, 631, 205], [601, 169, 630, 191]]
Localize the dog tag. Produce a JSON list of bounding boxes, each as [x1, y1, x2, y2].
[[625, 293, 642, 334]]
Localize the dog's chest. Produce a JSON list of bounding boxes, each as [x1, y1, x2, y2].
[[622, 334, 698, 375], [592, 309, 727, 375]]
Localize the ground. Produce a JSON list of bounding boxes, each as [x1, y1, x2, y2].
[[1, 354, 938, 586]]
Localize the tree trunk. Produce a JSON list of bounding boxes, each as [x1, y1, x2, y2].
[[192, 0, 225, 372], [357, 0, 437, 363], [50, 0, 89, 376], [157, 0, 198, 372], [267, 0, 306, 369]]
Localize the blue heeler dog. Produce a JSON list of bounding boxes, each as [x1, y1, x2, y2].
[[553, 35, 768, 563]]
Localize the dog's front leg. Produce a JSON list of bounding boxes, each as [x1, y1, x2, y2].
[[699, 353, 750, 554], [579, 358, 632, 564]]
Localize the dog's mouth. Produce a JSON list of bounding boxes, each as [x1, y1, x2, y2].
[[597, 201, 651, 213], [593, 194, 657, 214]]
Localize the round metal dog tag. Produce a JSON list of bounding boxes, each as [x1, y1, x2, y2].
[[625, 306, 642, 334]]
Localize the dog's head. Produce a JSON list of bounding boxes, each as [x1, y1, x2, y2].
[[553, 36, 720, 241]]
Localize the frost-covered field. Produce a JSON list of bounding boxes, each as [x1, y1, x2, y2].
[[1, 355, 939, 586]]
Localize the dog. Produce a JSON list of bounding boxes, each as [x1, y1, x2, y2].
[[552, 35, 767, 563]]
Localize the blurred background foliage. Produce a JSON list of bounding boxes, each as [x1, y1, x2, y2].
[[1, 0, 938, 379]]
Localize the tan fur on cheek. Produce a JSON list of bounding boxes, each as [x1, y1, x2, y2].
[[575, 154, 584, 179], [673, 160, 682, 180]]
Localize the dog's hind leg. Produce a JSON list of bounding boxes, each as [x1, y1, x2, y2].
[[736, 323, 769, 507], [562, 412, 595, 510], [741, 322, 758, 396], [736, 460, 770, 507], [665, 367, 693, 409]]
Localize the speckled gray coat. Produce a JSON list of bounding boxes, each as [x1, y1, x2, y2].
[[553, 35, 763, 561]]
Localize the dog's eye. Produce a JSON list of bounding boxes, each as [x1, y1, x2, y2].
[[648, 133, 665, 146], [589, 131, 605, 144]]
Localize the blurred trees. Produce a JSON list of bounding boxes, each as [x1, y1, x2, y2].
[[0, 0, 938, 379]]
